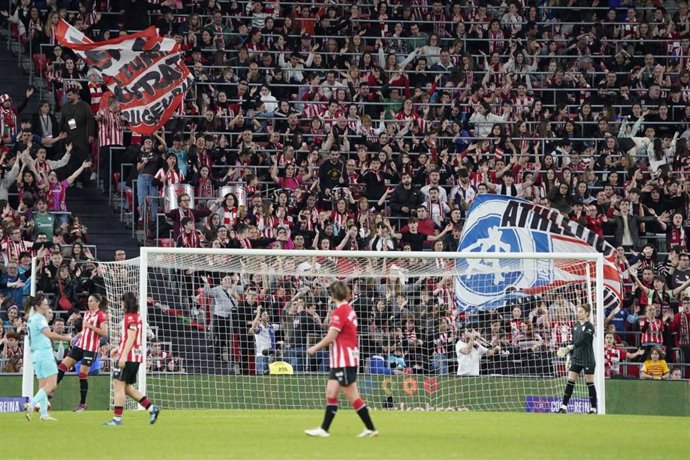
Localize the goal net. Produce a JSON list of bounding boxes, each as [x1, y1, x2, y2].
[[100, 249, 605, 414]]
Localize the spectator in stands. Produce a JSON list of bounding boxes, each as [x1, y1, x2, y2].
[[52, 263, 78, 312], [611, 199, 667, 251], [235, 286, 262, 375], [51, 316, 69, 363], [33, 143, 72, 180], [166, 192, 218, 239], [95, 97, 126, 190], [670, 367, 683, 380], [604, 331, 644, 379], [202, 275, 238, 363], [389, 171, 423, 220], [154, 153, 185, 197], [512, 321, 544, 353], [29, 198, 55, 240], [455, 328, 501, 376], [291, 299, 325, 373], [114, 249, 127, 262], [135, 132, 167, 228], [604, 304, 635, 343], [2, 303, 20, 331], [431, 319, 454, 375], [45, 158, 92, 213], [176, 217, 203, 248], [666, 250, 690, 291], [318, 146, 348, 200], [670, 297, 690, 377], [487, 319, 511, 350], [2, 331, 22, 359], [64, 217, 89, 245], [79, 259, 105, 296], [2, 226, 33, 265], [60, 87, 95, 185], [1, 262, 26, 306], [640, 346, 671, 380], [250, 305, 275, 375], [32, 100, 63, 155], [147, 341, 170, 373]]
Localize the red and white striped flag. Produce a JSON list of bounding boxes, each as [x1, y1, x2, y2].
[[56, 19, 193, 135]]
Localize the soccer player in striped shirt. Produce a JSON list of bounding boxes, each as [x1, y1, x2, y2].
[[104, 292, 160, 426], [304, 281, 378, 438], [556, 304, 598, 414], [24, 294, 72, 421], [55, 294, 108, 411]]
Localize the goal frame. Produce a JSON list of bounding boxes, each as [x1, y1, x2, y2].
[[135, 247, 607, 415], [22, 249, 606, 414]]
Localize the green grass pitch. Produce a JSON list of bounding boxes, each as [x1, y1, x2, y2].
[[3, 409, 688, 459]]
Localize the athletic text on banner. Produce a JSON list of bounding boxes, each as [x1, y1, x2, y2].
[[455, 195, 622, 311]]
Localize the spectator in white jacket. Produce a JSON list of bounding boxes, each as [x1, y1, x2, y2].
[[469, 100, 511, 138], [278, 50, 315, 84]]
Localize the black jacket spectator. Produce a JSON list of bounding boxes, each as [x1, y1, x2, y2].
[[389, 182, 424, 219]]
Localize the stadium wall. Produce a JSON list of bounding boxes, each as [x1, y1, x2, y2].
[[1, 375, 687, 415]]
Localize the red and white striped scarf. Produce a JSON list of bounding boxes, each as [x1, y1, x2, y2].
[[238, 236, 252, 249], [0, 106, 17, 141], [331, 211, 348, 231], [5, 240, 31, 262], [88, 82, 103, 114], [196, 176, 214, 198], [435, 332, 449, 355], [489, 30, 505, 53], [48, 24, 57, 45], [180, 229, 201, 248]]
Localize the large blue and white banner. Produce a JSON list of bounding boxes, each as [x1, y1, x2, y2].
[[455, 195, 622, 311]]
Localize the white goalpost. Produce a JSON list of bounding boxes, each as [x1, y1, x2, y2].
[[89, 248, 605, 414]]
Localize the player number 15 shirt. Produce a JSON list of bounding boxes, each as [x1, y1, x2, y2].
[[329, 302, 359, 368]]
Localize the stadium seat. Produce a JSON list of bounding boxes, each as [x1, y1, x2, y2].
[[623, 363, 641, 378], [158, 238, 175, 248]]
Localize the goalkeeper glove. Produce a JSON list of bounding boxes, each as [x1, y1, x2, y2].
[[557, 346, 570, 358]]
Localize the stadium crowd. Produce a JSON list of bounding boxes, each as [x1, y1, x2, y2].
[[1, 0, 690, 379]]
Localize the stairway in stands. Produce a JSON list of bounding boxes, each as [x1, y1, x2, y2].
[[0, 41, 38, 120], [65, 188, 140, 261]]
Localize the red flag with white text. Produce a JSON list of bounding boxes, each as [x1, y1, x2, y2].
[[56, 20, 193, 135]]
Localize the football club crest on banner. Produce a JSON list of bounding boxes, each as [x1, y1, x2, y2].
[[455, 195, 622, 311]]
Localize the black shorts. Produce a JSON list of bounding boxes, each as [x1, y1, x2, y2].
[[328, 367, 358, 386], [68, 347, 96, 368], [569, 363, 595, 375], [113, 362, 140, 385]]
